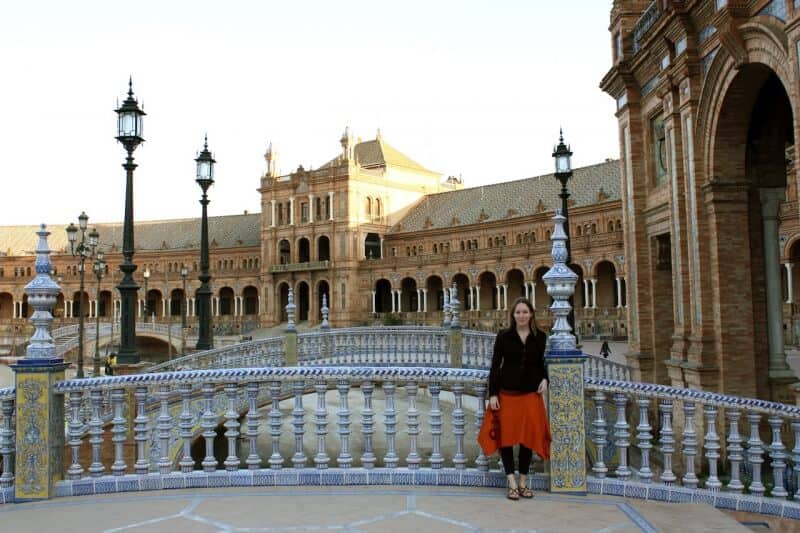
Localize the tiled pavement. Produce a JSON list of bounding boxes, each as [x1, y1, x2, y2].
[[0, 486, 751, 532]]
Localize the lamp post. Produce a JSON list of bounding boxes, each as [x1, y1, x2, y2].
[[195, 136, 215, 350], [143, 267, 151, 320], [66, 214, 99, 378], [115, 78, 146, 364], [552, 130, 575, 331], [180, 265, 188, 355], [92, 252, 106, 376]]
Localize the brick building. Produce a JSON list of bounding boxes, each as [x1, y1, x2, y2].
[[0, 130, 625, 357], [601, 0, 799, 400]]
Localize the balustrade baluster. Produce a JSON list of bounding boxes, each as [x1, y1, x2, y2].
[[157, 384, 172, 475], [292, 381, 307, 468], [747, 412, 765, 495], [682, 401, 698, 488], [384, 382, 399, 468], [475, 383, 488, 471], [768, 416, 788, 498], [133, 386, 150, 475], [337, 380, 352, 468], [246, 382, 262, 470], [406, 381, 421, 469], [703, 404, 721, 490], [592, 391, 608, 478], [201, 382, 218, 472], [179, 383, 195, 473], [452, 383, 466, 469], [659, 399, 676, 484], [636, 395, 652, 483], [111, 388, 127, 475], [613, 392, 630, 479], [224, 384, 240, 471], [314, 380, 329, 469], [361, 381, 376, 469], [792, 419, 800, 500], [429, 382, 443, 469], [67, 391, 83, 480], [268, 381, 283, 470], [725, 407, 744, 493], [88, 389, 105, 477]]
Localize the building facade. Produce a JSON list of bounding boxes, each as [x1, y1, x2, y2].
[[0, 130, 625, 359], [601, 0, 800, 400]]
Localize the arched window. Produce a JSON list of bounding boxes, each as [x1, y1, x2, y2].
[[516, 234, 522, 244], [577, 225, 582, 236], [375, 198, 381, 218], [365, 197, 372, 216], [591, 223, 597, 234]]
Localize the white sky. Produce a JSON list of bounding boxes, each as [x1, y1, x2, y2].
[[0, 0, 618, 227]]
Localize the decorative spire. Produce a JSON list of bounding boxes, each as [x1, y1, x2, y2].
[[442, 287, 451, 327], [542, 209, 579, 351], [285, 287, 296, 332], [320, 294, 330, 329], [449, 284, 460, 330], [23, 224, 61, 361]]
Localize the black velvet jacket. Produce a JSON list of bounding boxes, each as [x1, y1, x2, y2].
[[488, 328, 548, 397]]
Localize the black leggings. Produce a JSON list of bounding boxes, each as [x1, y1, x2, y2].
[[499, 445, 533, 475]]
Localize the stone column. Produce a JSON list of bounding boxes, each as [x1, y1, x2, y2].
[[397, 290, 402, 313], [138, 300, 143, 318], [615, 277, 622, 308], [328, 192, 334, 220], [542, 211, 587, 494], [422, 288, 428, 312], [270, 199, 276, 227], [379, 238, 384, 259], [760, 188, 793, 380], [502, 284, 508, 310], [531, 282, 536, 309], [371, 291, 376, 313], [308, 193, 314, 223], [12, 225, 69, 500], [475, 285, 481, 311], [584, 279, 590, 308], [289, 197, 295, 225], [495, 286, 501, 310], [416, 289, 422, 312], [63, 300, 68, 319], [162, 299, 167, 317], [591, 279, 598, 309], [785, 263, 794, 304]]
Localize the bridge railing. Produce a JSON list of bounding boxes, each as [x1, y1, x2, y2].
[[145, 325, 628, 380], [3, 366, 800, 519]]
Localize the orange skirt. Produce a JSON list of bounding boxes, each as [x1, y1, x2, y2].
[[477, 391, 551, 460]]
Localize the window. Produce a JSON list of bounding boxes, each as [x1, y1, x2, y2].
[[433, 244, 438, 253], [301, 202, 309, 223], [316, 197, 322, 220], [391, 247, 397, 257], [341, 283, 346, 309], [365, 197, 372, 216]]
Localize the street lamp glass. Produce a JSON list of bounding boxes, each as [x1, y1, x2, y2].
[[78, 211, 89, 231], [88, 228, 99, 248], [180, 266, 188, 277], [143, 268, 150, 279], [66, 223, 77, 245], [556, 153, 571, 173]]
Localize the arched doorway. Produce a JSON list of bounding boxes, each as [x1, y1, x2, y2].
[[426, 275, 443, 311], [317, 236, 330, 262], [298, 238, 310, 263], [170, 288, 184, 317], [278, 283, 290, 322], [478, 272, 497, 310], [218, 287, 234, 316], [243, 286, 259, 315], [451, 273, 470, 312], [54, 292, 65, 318], [400, 277, 417, 313], [374, 279, 391, 313], [98, 290, 113, 318], [279, 239, 291, 265], [709, 63, 795, 398], [73, 291, 89, 318], [595, 261, 617, 308], [506, 269, 524, 305], [146, 289, 163, 318], [533, 267, 549, 311], [297, 281, 310, 321], [316, 280, 330, 320], [365, 233, 381, 259]]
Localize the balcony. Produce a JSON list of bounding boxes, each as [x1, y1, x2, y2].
[[269, 260, 330, 273]]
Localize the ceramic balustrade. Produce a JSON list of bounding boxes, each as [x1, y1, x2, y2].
[[146, 336, 286, 372], [585, 376, 800, 502], [0, 389, 14, 489], [297, 328, 450, 366]]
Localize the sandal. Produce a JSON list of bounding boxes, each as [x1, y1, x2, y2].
[[519, 487, 534, 499], [506, 487, 520, 500]]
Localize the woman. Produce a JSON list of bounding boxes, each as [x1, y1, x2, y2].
[[478, 297, 551, 500]]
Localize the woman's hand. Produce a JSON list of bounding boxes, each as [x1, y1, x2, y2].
[[488, 395, 500, 410], [537, 379, 548, 395]]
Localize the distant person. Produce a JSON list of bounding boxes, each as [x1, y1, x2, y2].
[[600, 341, 611, 359], [478, 297, 551, 500]]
